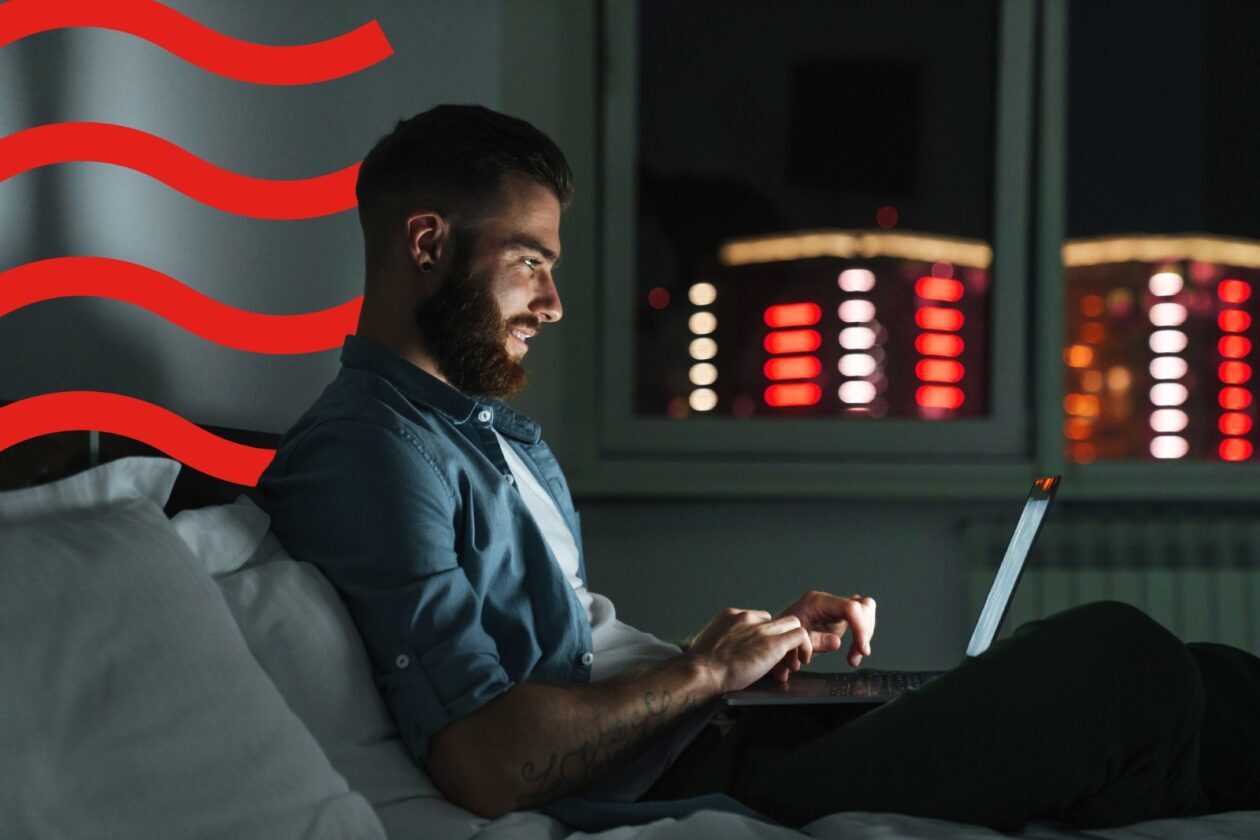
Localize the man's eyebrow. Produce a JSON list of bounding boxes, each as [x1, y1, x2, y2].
[[505, 235, 561, 268]]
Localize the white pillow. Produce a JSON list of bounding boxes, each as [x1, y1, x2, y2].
[[174, 498, 488, 839], [0, 495, 386, 840], [0, 455, 179, 522], [171, 493, 272, 575]]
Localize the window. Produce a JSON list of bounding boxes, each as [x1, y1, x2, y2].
[[1061, 1, 1260, 465], [599, 0, 1035, 460]]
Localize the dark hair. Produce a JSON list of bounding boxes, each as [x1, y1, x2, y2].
[[355, 104, 573, 268]]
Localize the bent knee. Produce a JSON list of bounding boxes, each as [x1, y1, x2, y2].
[[1067, 602, 1200, 697], [1046, 601, 1186, 661], [1057, 600, 1170, 639]]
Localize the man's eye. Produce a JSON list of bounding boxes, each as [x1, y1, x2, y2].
[[523, 258, 541, 269]]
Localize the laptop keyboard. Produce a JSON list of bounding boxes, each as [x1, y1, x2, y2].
[[827, 670, 944, 697]]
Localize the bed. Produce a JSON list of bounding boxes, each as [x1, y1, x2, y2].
[[1, 427, 1256, 839]]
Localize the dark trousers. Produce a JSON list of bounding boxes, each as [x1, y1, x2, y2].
[[640, 601, 1260, 830]]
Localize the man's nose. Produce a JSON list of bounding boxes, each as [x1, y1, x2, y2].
[[532, 271, 563, 323]]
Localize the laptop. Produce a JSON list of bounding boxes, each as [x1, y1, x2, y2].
[[721, 475, 1060, 707]]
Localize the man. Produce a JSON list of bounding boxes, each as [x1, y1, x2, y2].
[[257, 104, 1260, 831]]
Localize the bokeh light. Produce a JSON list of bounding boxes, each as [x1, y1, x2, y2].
[[688, 282, 717, 306], [838, 269, 876, 292]]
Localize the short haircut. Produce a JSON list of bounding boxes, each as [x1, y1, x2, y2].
[[355, 104, 573, 270]]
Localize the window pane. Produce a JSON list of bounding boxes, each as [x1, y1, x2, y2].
[[633, 0, 999, 420], [1063, 1, 1260, 463]]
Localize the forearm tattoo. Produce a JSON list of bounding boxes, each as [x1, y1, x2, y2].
[[515, 688, 700, 808]]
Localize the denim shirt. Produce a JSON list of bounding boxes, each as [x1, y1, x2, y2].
[[256, 335, 763, 831], [257, 334, 595, 760]]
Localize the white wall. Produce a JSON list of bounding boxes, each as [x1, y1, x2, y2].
[[0, 0, 503, 432]]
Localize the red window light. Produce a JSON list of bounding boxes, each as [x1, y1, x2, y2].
[[1080, 295, 1106, 317], [764, 302, 822, 328], [1072, 442, 1097, 464], [1219, 335, 1253, 359], [1220, 386, 1252, 410], [1219, 412, 1253, 436], [916, 385, 965, 410], [1080, 322, 1106, 344], [1065, 417, 1093, 441], [647, 287, 670, 309], [914, 277, 964, 302], [915, 307, 965, 331], [764, 356, 822, 380], [1219, 309, 1252, 332], [764, 382, 822, 407], [764, 329, 821, 354], [1219, 279, 1252, 304], [915, 359, 965, 383], [914, 333, 965, 357], [1220, 438, 1254, 462], [1219, 360, 1252, 385], [1064, 393, 1100, 417]]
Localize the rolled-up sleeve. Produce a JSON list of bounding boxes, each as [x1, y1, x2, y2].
[[268, 416, 513, 764]]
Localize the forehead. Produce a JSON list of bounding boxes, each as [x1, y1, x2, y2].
[[475, 177, 562, 255]]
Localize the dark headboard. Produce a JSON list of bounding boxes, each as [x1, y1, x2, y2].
[[0, 419, 282, 517]]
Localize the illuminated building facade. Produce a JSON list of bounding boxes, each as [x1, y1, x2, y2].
[[638, 230, 990, 420], [1063, 236, 1260, 463]]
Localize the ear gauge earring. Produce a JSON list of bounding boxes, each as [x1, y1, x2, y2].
[[420, 261, 433, 272]]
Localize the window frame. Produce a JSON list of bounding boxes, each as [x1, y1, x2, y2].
[[1032, 1, 1260, 500], [503, 0, 1038, 498], [600, 1, 1034, 464]]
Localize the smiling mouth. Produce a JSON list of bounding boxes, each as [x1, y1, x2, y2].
[[509, 328, 535, 351]]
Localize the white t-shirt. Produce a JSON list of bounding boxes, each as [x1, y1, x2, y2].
[[492, 430, 681, 681]]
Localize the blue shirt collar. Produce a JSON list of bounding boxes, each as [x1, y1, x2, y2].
[[340, 334, 542, 444]]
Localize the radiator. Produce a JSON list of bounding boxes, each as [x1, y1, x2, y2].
[[961, 517, 1260, 650]]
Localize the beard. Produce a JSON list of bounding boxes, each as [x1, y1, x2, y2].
[[414, 230, 536, 399]]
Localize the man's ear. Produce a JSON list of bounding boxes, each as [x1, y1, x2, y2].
[[404, 210, 449, 272]]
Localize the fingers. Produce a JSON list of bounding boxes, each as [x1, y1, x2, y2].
[[726, 608, 772, 621], [810, 630, 843, 652], [846, 596, 876, 666], [797, 625, 814, 665], [771, 624, 809, 655], [767, 612, 813, 664], [755, 592, 876, 672], [764, 614, 803, 633], [773, 650, 797, 683]]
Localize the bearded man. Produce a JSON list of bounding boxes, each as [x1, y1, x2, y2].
[[257, 104, 1260, 832]]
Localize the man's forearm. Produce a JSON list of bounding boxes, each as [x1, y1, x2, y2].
[[428, 653, 720, 817], [512, 656, 716, 809]]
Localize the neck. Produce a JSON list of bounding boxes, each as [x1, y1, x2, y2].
[[353, 321, 450, 387]]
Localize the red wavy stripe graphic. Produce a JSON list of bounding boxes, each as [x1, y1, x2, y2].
[[0, 392, 276, 486], [0, 257, 361, 354], [0, 0, 392, 85], [0, 122, 359, 219]]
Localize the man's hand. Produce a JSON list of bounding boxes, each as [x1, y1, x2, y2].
[[685, 608, 811, 692], [770, 590, 877, 682]]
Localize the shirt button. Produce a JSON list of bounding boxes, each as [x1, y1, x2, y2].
[[395, 654, 410, 669], [477, 409, 493, 424], [580, 651, 595, 667], [505, 473, 515, 485]]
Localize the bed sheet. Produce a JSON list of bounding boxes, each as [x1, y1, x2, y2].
[[472, 807, 1260, 840]]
